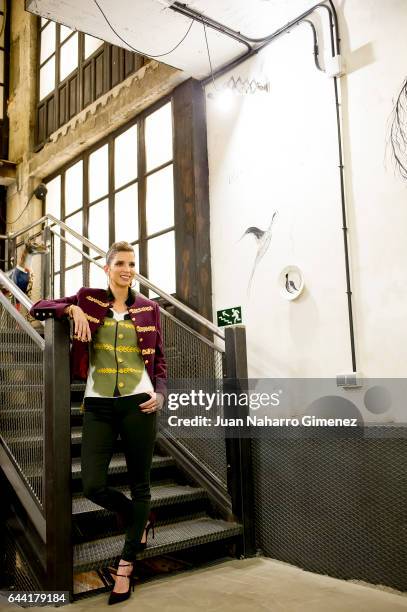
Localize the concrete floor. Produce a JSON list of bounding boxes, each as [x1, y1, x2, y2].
[[49, 557, 407, 611]]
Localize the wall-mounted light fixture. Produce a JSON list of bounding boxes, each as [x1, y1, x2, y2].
[[224, 75, 270, 95], [207, 75, 270, 110]]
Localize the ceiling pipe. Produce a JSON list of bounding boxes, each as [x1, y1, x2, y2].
[[170, 1, 338, 85], [170, 2, 253, 52]]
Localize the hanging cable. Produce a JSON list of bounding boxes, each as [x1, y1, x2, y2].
[[2, 193, 35, 227], [93, 0, 194, 58], [3, 184, 47, 227], [201, 16, 218, 91]]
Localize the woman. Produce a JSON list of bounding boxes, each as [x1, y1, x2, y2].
[[30, 240, 167, 605]]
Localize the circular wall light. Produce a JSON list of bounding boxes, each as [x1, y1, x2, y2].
[[279, 265, 304, 301]]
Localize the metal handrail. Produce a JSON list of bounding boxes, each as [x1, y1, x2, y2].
[[0, 269, 35, 312], [0, 274, 45, 349], [0, 213, 225, 340], [160, 306, 223, 352], [52, 228, 224, 351]]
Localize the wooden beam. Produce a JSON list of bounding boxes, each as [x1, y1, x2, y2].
[[173, 78, 213, 338]]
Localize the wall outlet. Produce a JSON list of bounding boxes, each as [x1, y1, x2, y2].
[[336, 372, 363, 388]]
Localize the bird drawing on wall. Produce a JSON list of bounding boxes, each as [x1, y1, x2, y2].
[[285, 273, 299, 294], [239, 210, 278, 296]]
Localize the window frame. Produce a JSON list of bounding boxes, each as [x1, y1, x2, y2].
[[35, 18, 145, 150], [44, 93, 175, 301], [42, 79, 213, 327]]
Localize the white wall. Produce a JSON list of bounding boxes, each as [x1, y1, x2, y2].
[[206, 0, 407, 380]]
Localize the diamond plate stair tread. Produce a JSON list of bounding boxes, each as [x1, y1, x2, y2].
[[73, 516, 243, 570], [71, 453, 174, 478], [72, 483, 208, 515]]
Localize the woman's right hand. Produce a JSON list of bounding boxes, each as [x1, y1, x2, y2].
[[69, 305, 92, 342]]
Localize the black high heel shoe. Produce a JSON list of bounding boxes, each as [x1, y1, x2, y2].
[[108, 562, 135, 605], [139, 510, 156, 551]]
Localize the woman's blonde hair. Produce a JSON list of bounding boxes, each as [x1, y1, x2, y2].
[[106, 241, 135, 266]]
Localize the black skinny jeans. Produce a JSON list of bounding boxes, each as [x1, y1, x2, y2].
[[81, 392, 157, 562]]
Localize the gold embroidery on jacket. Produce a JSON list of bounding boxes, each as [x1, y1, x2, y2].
[[129, 306, 154, 313], [93, 342, 140, 353], [85, 313, 100, 323], [93, 342, 115, 351], [96, 367, 144, 374], [141, 347, 155, 355], [86, 295, 110, 307], [101, 321, 134, 329], [136, 325, 156, 332], [116, 345, 141, 353]]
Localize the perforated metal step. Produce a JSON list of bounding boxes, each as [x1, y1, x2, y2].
[[73, 516, 243, 572], [23, 452, 174, 479], [71, 453, 174, 479], [3, 426, 83, 446], [72, 482, 208, 515]]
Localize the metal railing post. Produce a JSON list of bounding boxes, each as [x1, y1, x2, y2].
[[7, 236, 15, 271], [4, 234, 9, 271], [223, 324, 256, 558], [43, 317, 73, 599], [42, 225, 51, 299]]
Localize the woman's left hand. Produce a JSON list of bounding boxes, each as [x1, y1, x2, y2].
[[139, 391, 164, 413]]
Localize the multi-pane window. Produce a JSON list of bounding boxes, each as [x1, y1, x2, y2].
[[37, 18, 145, 148], [45, 100, 175, 301], [144, 102, 175, 297]]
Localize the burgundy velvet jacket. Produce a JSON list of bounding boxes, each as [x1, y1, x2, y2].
[[29, 287, 167, 399]]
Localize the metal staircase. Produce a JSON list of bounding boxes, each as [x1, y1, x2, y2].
[[0, 215, 255, 602], [69, 383, 243, 598]]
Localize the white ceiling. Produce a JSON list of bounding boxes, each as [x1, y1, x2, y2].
[[26, 0, 319, 78]]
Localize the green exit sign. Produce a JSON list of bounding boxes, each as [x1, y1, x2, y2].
[[217, 306, 242, 327]]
